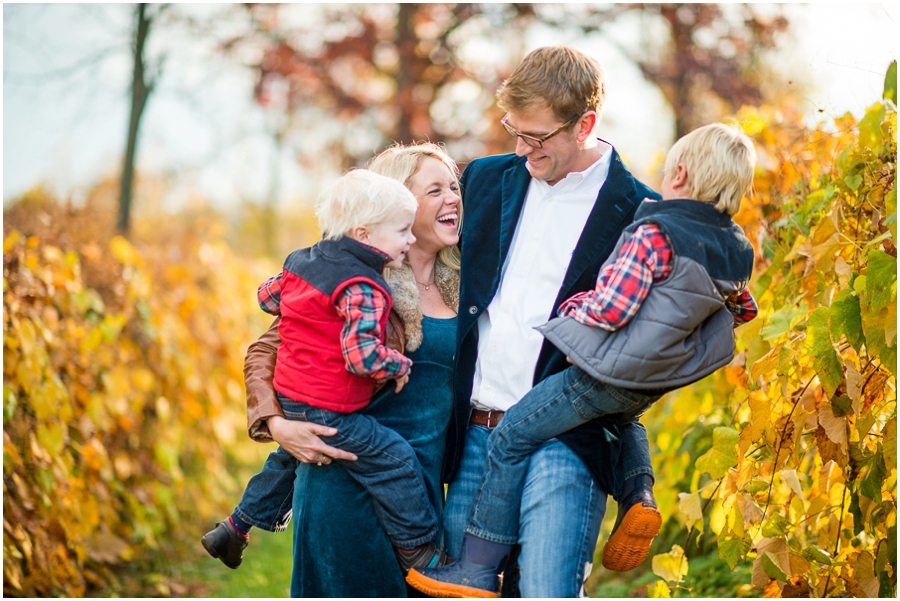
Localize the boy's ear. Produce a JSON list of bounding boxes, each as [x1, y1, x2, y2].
[[671, 163, 689, 190], [351, 226, 369, 244]]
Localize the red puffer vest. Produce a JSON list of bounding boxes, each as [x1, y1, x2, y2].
[[273, 237, 392, 412]]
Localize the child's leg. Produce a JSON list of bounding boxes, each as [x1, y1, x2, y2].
[[602, 423, 661, 572], [201, 446, 298, 569], [467, 365, 658, 544], [232, 445, 298, 532], [279, 398, 438, 550]]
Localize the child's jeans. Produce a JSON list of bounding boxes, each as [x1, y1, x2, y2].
[[275, 393, 438, 548], [233, 446, 297, 532], [466, 365, 664, 545]]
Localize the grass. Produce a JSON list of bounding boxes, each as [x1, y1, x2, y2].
[[179, 527, 293, 597]]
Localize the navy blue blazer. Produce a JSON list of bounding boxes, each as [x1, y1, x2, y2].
[[444, 146, 661, 493]]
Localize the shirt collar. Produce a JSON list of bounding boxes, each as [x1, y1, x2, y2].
[[532, 139, 614, 193]]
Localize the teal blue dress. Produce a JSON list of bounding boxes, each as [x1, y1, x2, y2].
[[290, 316, 456, 597]]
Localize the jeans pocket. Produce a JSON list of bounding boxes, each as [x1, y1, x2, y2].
[[278, 396, 311, 422]]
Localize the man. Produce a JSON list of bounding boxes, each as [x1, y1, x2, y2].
[[439, 46, 660, 597]]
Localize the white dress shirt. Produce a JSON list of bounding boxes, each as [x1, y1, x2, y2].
[[472, 141, 614, 411]]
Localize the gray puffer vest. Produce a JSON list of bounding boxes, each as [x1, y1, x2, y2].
[[538, 199, 754, 390]]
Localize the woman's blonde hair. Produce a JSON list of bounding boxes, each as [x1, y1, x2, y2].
[[663, 123, 756, 216], [315, 169, 418, 240], [368, 142, 462, 271], [497, 45, 607, 124]]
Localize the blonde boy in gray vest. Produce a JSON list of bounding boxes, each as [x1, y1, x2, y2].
[[407, 123, 759, 598]]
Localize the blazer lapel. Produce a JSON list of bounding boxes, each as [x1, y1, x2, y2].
[[497, 158, 531, 271]]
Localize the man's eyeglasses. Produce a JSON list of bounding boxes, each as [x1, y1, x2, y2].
[[500, 114, 582, 149]]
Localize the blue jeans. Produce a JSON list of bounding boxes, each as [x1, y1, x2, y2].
[[468, 366, 662, 544], [234, 445, 296, 532], [279, 394, 438, 548], [444, 425, 607, 597]]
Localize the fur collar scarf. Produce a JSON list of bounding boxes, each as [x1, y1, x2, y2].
[[385, 260, 460, 352]]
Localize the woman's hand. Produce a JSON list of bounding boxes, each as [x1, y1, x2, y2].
[[394, 373, 410, 393], [268, 415, 358, 465]]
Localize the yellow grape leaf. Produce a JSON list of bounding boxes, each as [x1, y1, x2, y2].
[[652, 545, 689, 585], [749, 392, 772, 442], [817, 404, 848, 453], [36, 421, 65, 456], [780, 469, 803, 498], [696, 427, 740, 478], [109, 236, 141, 267], [749, 344, 781, 381], [855, 551, 879, 597], [678, 491, 703, 525], [647, 580, 671, 598], [752, 537, 790, 589], [884, 416, 897, 468]]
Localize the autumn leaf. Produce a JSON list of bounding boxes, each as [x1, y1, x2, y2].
[[718, 533, 751, 570], [651, 545, 689, 586], [696, 427, 740, 479]]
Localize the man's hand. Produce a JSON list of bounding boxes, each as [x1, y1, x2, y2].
[[267, 415, 357, 465], [566, 356, 574, 364]]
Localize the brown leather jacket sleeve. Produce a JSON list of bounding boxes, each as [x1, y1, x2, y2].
[[244, 311, 407, 442], [245, 317, 282, 442]]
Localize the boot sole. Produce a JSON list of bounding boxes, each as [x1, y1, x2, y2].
[[406, 568, 499, 598], [601, 503, 662, 572]]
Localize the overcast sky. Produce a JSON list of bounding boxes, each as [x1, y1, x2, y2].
[[3, 3, 897, 213]]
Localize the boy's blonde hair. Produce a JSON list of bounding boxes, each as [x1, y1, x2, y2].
[[663, 123, 756, 216], [315, 169, 418, 240], [497, 45, 607, 124], [368, 142, 463, 271]]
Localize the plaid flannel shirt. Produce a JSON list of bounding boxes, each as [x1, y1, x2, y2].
[[558, 222, 757, 330], [258, 273, 411, 380]]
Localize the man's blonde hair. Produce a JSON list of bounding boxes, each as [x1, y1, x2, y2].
[[496, 45, 607, 123], [315, 169, 417, 241], [368, 142, 462, 271], [663, 123, 756, 216]]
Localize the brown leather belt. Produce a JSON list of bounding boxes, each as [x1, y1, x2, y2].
[[470, 408, 505, 429]]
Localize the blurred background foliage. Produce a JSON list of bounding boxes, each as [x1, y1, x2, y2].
[[2, 2, 896, 597]]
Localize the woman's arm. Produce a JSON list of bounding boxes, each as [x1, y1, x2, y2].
[[244, 317, 357, 464]]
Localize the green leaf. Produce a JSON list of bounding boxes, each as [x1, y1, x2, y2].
[[849, 491, 864, 535], [743, 481, 768, 495], [884, 60, 898, 103], [761, 513, 793, 538], [830, 290, 865, 351], [830, 394, 853, 417], [866, 250, 897, 314], [762, 551, 789, 581], [801, 545, 833, 565], [3, 384, 17, 423], [807, 307, 843, 397], [858, 444, 887, 502], [718, 534, 751, 570], [760, 305, 806, 341], [844, 174, 863, 193], [695, 427, 740, 479]]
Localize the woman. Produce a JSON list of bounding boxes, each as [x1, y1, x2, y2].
[[244, 142, 462, 597]]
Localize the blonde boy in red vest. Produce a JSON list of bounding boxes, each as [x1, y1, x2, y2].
[[203, 170, 451, 573]]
